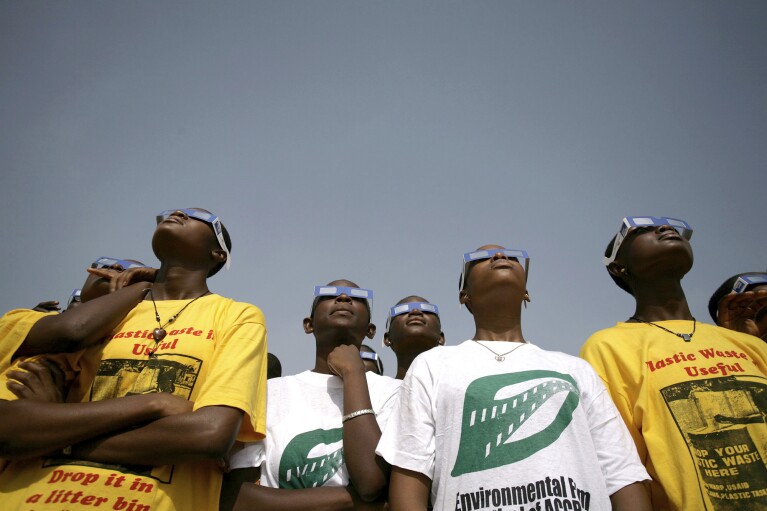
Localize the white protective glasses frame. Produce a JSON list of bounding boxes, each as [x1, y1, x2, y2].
[[460, 248, 529, 290], [311, 285, 374, 316], [385, 302, 440, 330], [92, 256, 147, 271], [603, 216, 692, 266], [156, 209, 231, 270], [732, 274, 767, 294]]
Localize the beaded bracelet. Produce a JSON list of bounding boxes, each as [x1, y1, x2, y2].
[[342, 408, 375, 423]]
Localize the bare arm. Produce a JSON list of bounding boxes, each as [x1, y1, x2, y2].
[[232, 483, 385, 511], [610, 482, 652, 511], [389, 466, 430, 511], [72, 405, 243, 466], [16, 281, 152, 357], [0, 392, 191, 459], [328, 345, 389, 502]]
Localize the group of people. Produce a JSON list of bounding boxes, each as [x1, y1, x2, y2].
[[0, 210, 765, 511]]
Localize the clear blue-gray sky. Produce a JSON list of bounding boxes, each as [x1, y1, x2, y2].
[[2, 1, 765, 377]]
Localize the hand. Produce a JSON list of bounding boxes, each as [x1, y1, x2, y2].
[[151, 392, 195, 418], [87, 266, 158, 293], [327, 344, 366, 379], [6, 358, 67, 402], [32, 300, 61, 313], [717, 290, 767, 337]]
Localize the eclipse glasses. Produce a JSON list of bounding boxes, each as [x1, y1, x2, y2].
[[386, 302, 440, 330], [732, 274, 767, 294], [311, 285, 374, 316], [460, 248, 529, 290], [91, 257, 147, 271], [156, 209, 231, 270], [603, 216, 693, 266]]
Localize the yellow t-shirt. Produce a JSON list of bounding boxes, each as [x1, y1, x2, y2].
[[581, 321, 767, 510], [0, 309, 57, 375], [0, 294, 267, 511]]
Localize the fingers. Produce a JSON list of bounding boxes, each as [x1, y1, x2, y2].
[[6, 359, 66, 402], [33, 300, 61, 313], [109, 267, 156, 292]]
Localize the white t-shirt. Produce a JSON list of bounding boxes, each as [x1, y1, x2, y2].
[[376, 341, 650, 511], [230, 370, 401, 489]]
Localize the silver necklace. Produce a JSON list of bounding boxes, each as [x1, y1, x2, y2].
[[630, 316, 696, 342], [472, 340, 526, 361]]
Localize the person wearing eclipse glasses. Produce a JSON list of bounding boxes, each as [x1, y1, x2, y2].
[[383, 295, 444, 380], [0, 255, 153, 474], [580, 216, 767, 510], [224, 280, 400, 511], [0, 256, 150, 376], [0, 208, 268, 511], [708, 272, 767, 341], [377, 245, 650, 511], [360, 344, 384, 375]]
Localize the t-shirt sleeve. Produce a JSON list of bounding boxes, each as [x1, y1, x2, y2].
[[0, 309, 53, 374], [193, 303, 268, 442], [580, 333, 648, 462], [579, 360, 650, 495], [228, 440, 266, 470], [376, 356, 436, 479], [370, 377, 402, 432]]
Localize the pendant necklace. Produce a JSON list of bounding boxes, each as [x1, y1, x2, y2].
[[472, 340, 526, 361], [629, 316, 696, 342], [148, 289, 210, 356]]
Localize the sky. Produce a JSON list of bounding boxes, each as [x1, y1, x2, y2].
[[1, 1, 765, 378]]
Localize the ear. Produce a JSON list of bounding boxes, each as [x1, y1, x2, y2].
[[607, 262, 626, 279], [366, 323, 377, 340], [459, 290, 470, 305], [437, 332, 445, 346], [383, 332, 392, 347], [303, 317, 314, 335], [211, 248, 227, 265]]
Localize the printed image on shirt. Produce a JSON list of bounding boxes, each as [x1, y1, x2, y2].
[[661, 375, 767, 510], [278, 428, 344, 489], [452, 370, 580, 477], [90, 354, 202, 401]]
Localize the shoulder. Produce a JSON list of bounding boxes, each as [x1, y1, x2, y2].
[[206, 295, 266, 325], [0, 308, 54, 327], [697, 322, 767, 356], [583, 324, 626, 346], [365, 372, 402, 394], [526, 344, 597, 374]]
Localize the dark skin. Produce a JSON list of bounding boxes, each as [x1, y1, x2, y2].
[[717, 286, 767, 339], [384, 295, 444, 380], [228, 280, 387, 511], [607, 224, 695, 322], [389, 245, 651, 511], [6, 209, 244, 467], [13, 268, 153, 359]]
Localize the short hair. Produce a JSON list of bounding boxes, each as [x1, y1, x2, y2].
[[708, 272, 765, 324], [605, 234, 634, 296], [267, 352, 282, 379], [207, 222, 232, 277]]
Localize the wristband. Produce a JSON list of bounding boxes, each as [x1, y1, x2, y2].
[[342, 408, 375, 424]]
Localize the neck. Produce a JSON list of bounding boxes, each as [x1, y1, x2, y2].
[[394, 352, 420, 380], [630, 280, 692, 322], [471, 304, 524, 342], [312, 333, 362, 374], [150, 265, 210, 300]]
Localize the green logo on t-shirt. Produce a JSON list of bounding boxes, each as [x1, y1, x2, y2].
[[451, 370, 580, 476], [279, 428, 344, 489]]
